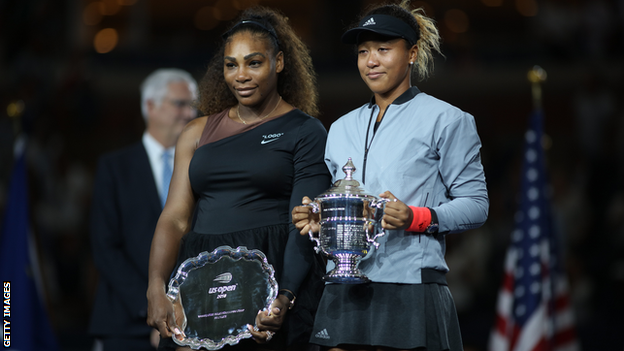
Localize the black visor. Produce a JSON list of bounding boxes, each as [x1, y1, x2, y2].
[[341, 14, 419, 46]]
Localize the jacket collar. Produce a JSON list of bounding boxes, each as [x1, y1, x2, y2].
[[368, 86, 421, 108]]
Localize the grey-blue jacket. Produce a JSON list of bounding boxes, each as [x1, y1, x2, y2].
[[324, 87, 489, 284]]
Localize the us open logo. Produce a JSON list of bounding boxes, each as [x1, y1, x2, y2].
[[213, 272, 232, 284], [211, 273, 236, 299]]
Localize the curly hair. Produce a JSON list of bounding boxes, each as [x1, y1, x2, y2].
[[358, 0, 443, 81], [197, 6, 319, 117]]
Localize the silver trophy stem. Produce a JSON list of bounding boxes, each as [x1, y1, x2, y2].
[[325, 252, 371, 284]]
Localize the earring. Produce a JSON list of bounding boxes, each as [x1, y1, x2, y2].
[[409, 62, 414, 65]]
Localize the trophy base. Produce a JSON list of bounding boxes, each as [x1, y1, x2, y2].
[[323, 252, 370, 284]]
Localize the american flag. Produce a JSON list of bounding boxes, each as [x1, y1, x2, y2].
[[488, 109, 580, 351]]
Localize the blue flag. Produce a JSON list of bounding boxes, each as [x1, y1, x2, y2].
[[1, 140, 59, 350]]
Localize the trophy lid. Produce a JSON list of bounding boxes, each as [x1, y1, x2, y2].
[[316, 158, 377, 199]]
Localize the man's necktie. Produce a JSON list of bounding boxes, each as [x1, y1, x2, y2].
[[161, 150, 173, 208]]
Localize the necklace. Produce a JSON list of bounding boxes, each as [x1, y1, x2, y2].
[[236, 96, 282, 125]]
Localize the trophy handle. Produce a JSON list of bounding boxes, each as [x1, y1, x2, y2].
[[307, 229, 322, 253], [367, 198, 392, 248], [303, 202, 322, 253]]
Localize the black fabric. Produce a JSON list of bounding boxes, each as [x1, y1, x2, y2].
[[224, 19, 280, 45], [189, 110, 329, 236], [189, 110, 331, 295], [310, 277, 462, 350], [421, 268, 447, 285], [342, 14, 420, 45], [373, 120, 381, 133], [160, 110, 331, 350], [89, 142, 161, 337], [100, 335, 155, 351]]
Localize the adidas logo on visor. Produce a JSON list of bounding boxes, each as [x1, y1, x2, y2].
[[363, 17, 376, 26]]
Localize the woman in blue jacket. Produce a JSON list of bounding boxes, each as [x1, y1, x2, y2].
[[293, 1, 489, 350]]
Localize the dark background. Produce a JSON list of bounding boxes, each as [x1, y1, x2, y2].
[[1, 0, 623, 350]]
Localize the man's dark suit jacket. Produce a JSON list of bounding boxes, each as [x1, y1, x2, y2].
[[89, 141, 162, 337]]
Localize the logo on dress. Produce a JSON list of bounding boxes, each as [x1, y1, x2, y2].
[[315, 329, 330, 340], [363, 17, 376, 26], [261, 133, 284, 145]]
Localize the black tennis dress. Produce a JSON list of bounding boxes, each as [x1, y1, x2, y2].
[[160, 109, 331, 350]]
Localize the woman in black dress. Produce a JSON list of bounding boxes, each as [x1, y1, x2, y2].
[[146, 6, 330, 350]]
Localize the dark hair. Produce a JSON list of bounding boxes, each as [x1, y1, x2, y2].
[[358, 0, 442, 81], [198, 6, 319, 116]]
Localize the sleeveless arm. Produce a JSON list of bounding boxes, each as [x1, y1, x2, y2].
[[146, 117, 205, 335]]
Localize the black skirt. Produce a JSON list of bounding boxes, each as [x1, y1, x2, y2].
[[309, 272, 463, 351], [159, 226, 324, 350]]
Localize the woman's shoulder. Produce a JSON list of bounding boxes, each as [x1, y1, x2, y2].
[[410, 94, 479, 137], [284, 108, 317, 122], [275, 108, 324, 129], [184, 109, 230, 136], [271, 109, 327, 142], [413, 93, 467, 117], [183, 110, 231, 148], [172, 117, 204, 152], [183, 116, 208, 136]]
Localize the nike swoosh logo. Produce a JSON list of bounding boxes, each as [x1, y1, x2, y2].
[[260, 138, 280, 144]]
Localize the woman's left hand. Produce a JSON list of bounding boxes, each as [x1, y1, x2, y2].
[[247, 294, 289, 343], [379, 191, 413, 230]]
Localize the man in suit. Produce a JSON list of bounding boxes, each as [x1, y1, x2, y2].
[[89, 68, 198, 351]]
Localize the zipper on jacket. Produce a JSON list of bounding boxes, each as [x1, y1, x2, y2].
[[363, 106, 389, 184]]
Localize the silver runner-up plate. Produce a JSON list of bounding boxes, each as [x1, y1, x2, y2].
[[166, 246, 278, 350]]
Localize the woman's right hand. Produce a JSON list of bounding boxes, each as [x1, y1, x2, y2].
[[146, 284, 184, 340], [291, 196, 320, 235]]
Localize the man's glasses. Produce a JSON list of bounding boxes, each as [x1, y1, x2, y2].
[[165, 98, 195, 109]]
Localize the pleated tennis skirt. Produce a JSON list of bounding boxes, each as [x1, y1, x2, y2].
[[309, 270, 463, 351]]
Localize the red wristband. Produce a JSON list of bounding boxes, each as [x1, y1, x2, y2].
[[407, 206, 432, 232]]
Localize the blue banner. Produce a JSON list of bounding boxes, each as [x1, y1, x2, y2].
[[1, 142, 59, 350]]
